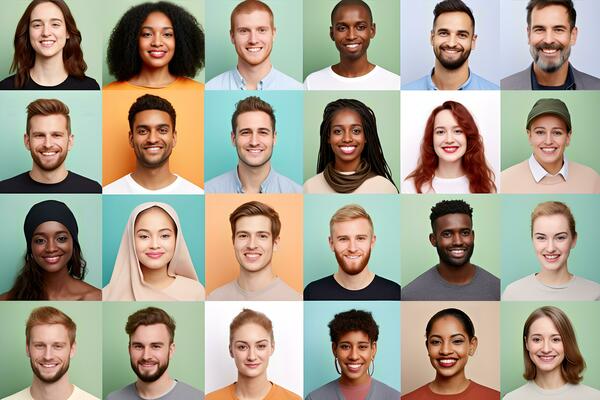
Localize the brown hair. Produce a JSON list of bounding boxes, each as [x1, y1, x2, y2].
[[26, 98, 71, 134], [531, 201, 577, 238], [230, 0, 274, 31], [231, 96, 276, 134], [26, 306, 76, 345], [229, 308, 274, 344], [522, 306, 585, 384], [229, 201, 281, 240], [125, 307, 176, 344], [329, 204, 374, 235]]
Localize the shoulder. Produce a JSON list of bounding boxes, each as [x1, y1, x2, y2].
[[469, 72, 500, 90], [106, 383, 136, 399], [569, 161, 600, 178], [66, 171, 102, 193], [401, 177, 418, 193], [103, 80, 130, 90], [205, 170, 237, 193], [502, 275, 534, 300], [271, 384, 301, 400], [501, 67, 531, 90], [103, 175, 130, 193], [371, 378, 400, 398], [206, 70, 234, 90], [571, 66, 600, 89], [268, 68, 303, 90], [172, 77, 203, 90], [401, 267, 438, 300], [306, 380, 338, 400], [303, 173, 331, 194], [1, 387, 32, 400], [303, 66, 332, 89], [402, 75, 429, 90], [172, 276, 205, 301], [72, 385, 101, 400], [501, 160, 531, 191], [402, 384, 430, 399], [267, 170, 302, 193], [358, 175, 398, 193], [503, 382, 533, 399], [172, 381, 204, 396], [569, 384, 600, 395], [572, 276, 600, 299], [173, 175, 204, 194], [303, 275, 335, 300], [371, 65, 401, 81], [67, 75, 100, 90], [0, 173, 29, 193], [207, 281, 237, 301], [474, 265, 500, 283], [76, 281, 102, 301], [371, 275, 401, 291], [468, 381, 500, 396], [206, 383, 235, 399], [0, 74, 17, 89]]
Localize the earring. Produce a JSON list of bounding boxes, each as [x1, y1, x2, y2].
[[368, 358, 375, 376], [334, 357, 341, 375]]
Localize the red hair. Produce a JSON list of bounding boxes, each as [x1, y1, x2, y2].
[[406, 101, 496, 193]]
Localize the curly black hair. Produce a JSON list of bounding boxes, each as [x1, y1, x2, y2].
[[328, 309, 379, 344], [429, 199, 473, 231], [107, 1, 205, 81]]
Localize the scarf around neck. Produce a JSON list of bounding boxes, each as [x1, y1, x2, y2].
[[323, 160, 376, 193]]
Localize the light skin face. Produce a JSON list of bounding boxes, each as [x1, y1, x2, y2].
[[329, 218, 375, 276], [525, 316, 565, 377], [532, 214, 576, 274], [527, 114, 571, 175], [330, 4, 375, 62], [138, 12, 175, 72], [129, 324, 174, 383], [432, 110, 467, 165], [328, 109, 366, 172], [426, 316, 477, 380], [129, 109, 177, 169], [134, 207, 177, 273], [26, 324, 75, 384], [333, 330, 376, 386], [230, 10, 275, 68], [431, 12, 476, 70], [24, 114, 73, 172], [230, 323, 274, 380], [31, 221, 74, 274], [430, 213, 475, 268], [233, 215, 279, 274], [231, 111, 276, 169], [528, 5, 577, 73], [29, 2, 70, 61]]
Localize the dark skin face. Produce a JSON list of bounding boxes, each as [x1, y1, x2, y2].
[[430, 213, 475, 282]]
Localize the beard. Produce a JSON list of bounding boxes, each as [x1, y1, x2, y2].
[[334, 248, 371, 276], [130, 358, 169, 383], [30, 357, 70, 384], [30, 148, 68, 172], [435, 46, 471, 70], [530, 43, 570, 73], [436, 243, 474, 268]]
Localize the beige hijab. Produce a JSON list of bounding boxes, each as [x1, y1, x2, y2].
[[103, 202, 202, 301]]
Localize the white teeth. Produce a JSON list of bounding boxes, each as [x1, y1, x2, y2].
[[450, 249, 464, 256], [542, 49, 558, 54], [44, 256, 60, 262], [42, 152, 57, 156], [248, 149, 262, 153], [438, 359, 457, 366], [345, 255, 360, 259], [340, 146, 356, 153], [247, 47, 262, 52], [544, 254, 559, 259], [345, 44, 359, 49], [541, 147, 556, 153]]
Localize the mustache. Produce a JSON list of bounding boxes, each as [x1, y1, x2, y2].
[[536, 43, 563, 51]]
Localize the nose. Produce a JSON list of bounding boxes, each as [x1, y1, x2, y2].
[[247, 235, 258, 249], [349, 346, 359, 360], [46, 238, 58, 252], [347, 238, 358, 252], [447, 34, 458, 47], [342, 130, 353, 143], [249, 132, 259, 146], [451, 232, 463, 245], [542, 339, 552, 353], [247, 346, 256, 361], [150, 235, 160, 249], [543, 132, 553, 144], [439, 340, 453, 355], [151, 32, 162, 46], [444, 131, 455, 144], [147, 130, 159, 143], [41, 23, 50, 37], [142, 346, 151, 359], [248, 29, 258, 43], [43, 346, 52, 359], [347, 26, 357, 40], [546, 238, 556, 252]]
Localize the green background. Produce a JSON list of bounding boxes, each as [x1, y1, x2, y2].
[[400, 194, 501, 286], [0, 0, 103, 85], [0, 91, 102, 183], [501, 302, 600, 395], [303, 0, 400, 80], [102, 301, 204, 396], [0, 301, 102, 398], [501, 91, 600, 171], [101, 0, 205, 86], [0, 195, 102, 294], [303, 91, 400, 184], [205, 0, 303, 83]]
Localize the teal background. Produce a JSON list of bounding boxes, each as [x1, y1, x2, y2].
[[501, 91, 600, 171], [205, 0, 303, 83], [0, 301, 102, 398], [303, 194, 401, 287], [204, 91, 304, 185], [501, 302, 600, 396], [102, 195, 205, 287], [0, 91, 102, 183], [102, 302, 204, 396], [0, 0, 103, 85], [303, 91, 400, 184], [101, 0, 205, 86], [400, 195, 501, 286], [0, 195, 102, 294], [303, 0, 400, 80], [304, 301, 400, 394], [501, 194, 600, 292]]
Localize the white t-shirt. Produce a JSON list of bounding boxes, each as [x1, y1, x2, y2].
[[503, 382, 600, 400], [402, 175, 470, 194], [2, 385, 99, 400], [103, 174, 204, 194], [303, 65, 400, 90], [502, 273, 600, 301]]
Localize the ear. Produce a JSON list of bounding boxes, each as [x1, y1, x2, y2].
[[468, 336, 478, 356], [571, 232, 577, 249], [272, 26, 277, 41], [429, 233, 437, 247], [24, 133, 30, 150], [230, 30, 235, 45], [371, 341, 377, 358], [430, 30, 435, 46], [67, 133, 74, 151], [370, 22, 376, 38], [26, 341, 30, 358], [229, 344, 234, 358], [527, 129, 534, 145], [370, 234, 376, 249], [331, 342, 337, 357], [169, 342, 175, 359], [273, 130, 277, 145], [329, 236, 334, 251], [231, 131, 236, 147], [527, 26, 531, 44], [570, 26, 578, 45], [129, 131, 134, 147], [565, 131, 572, 147], [70, 341, 77, 359], [172, 130, 177, 148], [273, 236, 280, 251], [329, 26, 334, 41], [471, 33, 478, 50]]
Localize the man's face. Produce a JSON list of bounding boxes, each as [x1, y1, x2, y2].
[[26, 324, 75, 384], [233, 215, 278, 274], [24, 114, 73, 172], [230, 10, 275, 68], [129, 324, 174, 383], [231, 111, 275, 169], [431, 11, 476, 70], [330, 4, 375, 61], [129, 110, 176, 169], [528, 5, 577, 73], [329, 218, 375, 276], [430, 213, 475, 268], [527, 114, 570, 173]]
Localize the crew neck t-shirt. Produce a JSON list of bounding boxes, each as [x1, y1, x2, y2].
[[503, 382, 600, 400], [0, 171, 101, 193], [304, 274, 400, 300], [403, 381, 499, 400], [0, 74, 99, 90], [502, 273, 600, 301]]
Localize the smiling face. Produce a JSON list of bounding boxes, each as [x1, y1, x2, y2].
[[230, 322, 274, 379], [233, 215, 278, 274], [432, 109, 467, 165], [330, 3, 375, 62], [129, 109, 177, 169], [532, 214, 576, 274], [329, 218, 375, 276], [129, 323, 174, 383], [526, 316, 565, 376], [25, 114, 73, 172], [328, 108, 366, 172], [430, 213, 474, 268], [231, 10, 275, 68], [232, 111, 275, 169], [27, 323, 74, 384], [527, 114, 570, 175], [431, 11, 476, 70], [29, 1, 69, 61], [333, 330, 376, 385], [134, 207, 177, 273], [138, 11, 175, 72], [30, 221, 73, 274], [426, 316, 476, 380]]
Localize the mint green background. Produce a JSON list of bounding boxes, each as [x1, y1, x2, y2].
[[204, 91, 304, 184], [0, 0, 103, 85], [303, 0, 400, 80], [101, 0, 205, 86], [303, 91, 400, 184], [501, 194, 600, 292], [303, 195, 401, 287], [501, 302, 600, 396], [102, 195, 205, 287], [0, 301, 102, 398], [501, 91, 600, 171], [205, 0, 303, 83], [304, 301, 400, 394], [0, 195, 102, 294], [400, 195, 501, 286], [102, 302, 204, 396], [0, 91, 102, 182]]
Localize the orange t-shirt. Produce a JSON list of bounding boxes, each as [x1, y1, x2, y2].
[[103, 76, 203, 90], [207, 383, 301, 400], [402, 381, 499, 400]]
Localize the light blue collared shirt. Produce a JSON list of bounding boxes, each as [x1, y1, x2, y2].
[[206, 66, 303, 90], [402, 68, 499, 90], [528, 154, 569, 182], [204, 166, 302, 193]]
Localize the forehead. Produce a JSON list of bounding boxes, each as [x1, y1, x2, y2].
[[332, 3, 372, 24], [434, 213, 472, 231], [31, 1, 65, 21], [529, 316, 559, 335], [232, 322, 271, 341], [233, 9, 273, 28], [531, 4, 570, 26], [533, 214, 569, 232], [338, 329, 370, 342], [331, 108, 362, 126], [529, 114, 567, 131], [331, 218, 372, 235], [429, 315, 466, 336], [133, 109, 173, 127], [434, 109, 459, 127], [29, 114, 69, 133], [433, 11, 473, 32], [236, 111, 273, 131], [135, 207, 175, 229], [142, 11, 173, 27], [33, 220, 69, 235], [29, 323, 70, 342], [235, 215, 272, 233], [130, 323, 170, 342]]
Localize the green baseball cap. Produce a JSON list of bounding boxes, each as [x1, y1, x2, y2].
[[526, 98, 572, 132]]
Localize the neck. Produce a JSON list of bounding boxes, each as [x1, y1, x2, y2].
[[332, 56, 374, 78], [533, 62, 569, 87], [237, 60, 272, 90], [431, 62, 470, 90], [30, 57, 68, 86], [536, 155, 564, 176], [235, 375, 272, 400], [435, 160, 465, 179], [43, 268, 75, 299], [136, 373, 174, 399], [30, 165, 68, 184], [334, 159, 360, 173], [339, 373, 371, 387], [130, 66, 176, 88], [430, 372, 469, 395], [30, 374, 73, 400], [141, 265, 174, 288], [537, 267, 572, 286], [237, 265, 276, 292], [131, 163, 176, 190], [436, 262, 475, 285], [237, 163, 271, 193], [534, 369, 567, 390], [334, 268, 374, 290]]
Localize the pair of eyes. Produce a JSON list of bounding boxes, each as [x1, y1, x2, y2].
[[33, 235, 69, 245], [428, 339, 466, 346], [336, 236, 369, 243], [236, 27, 271, 34], [32, 132, 67, 139], [338, 343, 371, 351], [238, 130, 272, 137], [236, 233, 270, 240], [529, 336, 562, 344], [434, 128, 464, 136], [532, 130, 566, 137], [131, 344, 164, 350], [439, 230, 472, 238], [531, 26, 568, 34], [135, 127, 171, 135], [140, 31, 174, 39], [235, 343, 269, 351], [32, 343, 65, 350], [335, 23, 370, 32], [534, 234, 568, 241], [136, 233, 173, 240], [31, 22, 63, 29], [436, 30, 470, 39], [331, 127, 363, 136]]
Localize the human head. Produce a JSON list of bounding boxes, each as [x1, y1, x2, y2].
[[134, 206, 177, 273], [26, 98, 71, 135], [531, 201, 576, 238], [230, 0, 274, 31], [229, 201, 281, 241], [526, 0, 576, 29], [126, 307, 176, 344], [522, 306, 585, 384], [429, 200, 475, 268], [229, 308, 274, 345], [229, 0, 275, 69], [26, 306, 76, 345], [330, 0, 375, 62], [107, 1, 205, 82], [430, 0, 476, 70], [429, 199, 473, 233], [128, 94, 176, 132], [231, 96, 276, 134]]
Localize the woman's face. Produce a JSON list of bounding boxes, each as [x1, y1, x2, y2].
[[29, 1, 69, 60], [31, 221, 73, 273], [328, 108, 366, 172], [532, 214, 576, 273], [432, 110, 467, 165], [134, 207, 176, 271], [230, 322, 273, 379], [333, 330, 376, 385], [426, 316, 476, 379], [526, 316, 565, 376], [138, 11, 176, 71]]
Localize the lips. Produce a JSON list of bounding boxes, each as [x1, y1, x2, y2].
[[448, 248, 466, 257], [537, 354, 557, 362], [344, 43, 361, 51], [148, 50, 167, 58], [42, 255, 62, 264], [145, 252, 165, 259], [344, 254, 361, 260], [244, 252, 262, 261], [144, 145, 163, 153], [245, 362, 261, 368], [437, 358, 458, 367], [345, 363, 363, 372], [339, 145, 357, 154], [246, 47, 263, 53], [441, 146, 459, 153], [40, 40, 56, 48]]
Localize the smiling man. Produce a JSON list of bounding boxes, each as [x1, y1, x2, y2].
[[502, 0, 600, 90], [103, 94, 203, 194], [0, 99, 101, 193], [502, 98, 600, 193], [304, 204, 400, 300], [402, 200, 500, 301], [208, 201, 301, 301], [206, 0, 302, 90]]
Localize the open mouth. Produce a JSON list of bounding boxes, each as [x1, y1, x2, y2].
[[339, 146, 357, 154], [540, 147, 558, 154], [246, 148, 264, 154], [244, 252, 262, 261], [441, 146, 459, 153], [344, 43, 361, 50], [148, 50, 167, 58], [345, 254, 362, 260], [537, 355, 557, 362], [40, 40, 56, 48], [449, 248, 466, 257], [40, 361, 59, 369], [144, 146, 163, 153], [543, 254, 560, 262], [42, 255, 62, 264], [246, 47, 263, 53], [437, 358, 458, 368], [346, 363, 363, 372]]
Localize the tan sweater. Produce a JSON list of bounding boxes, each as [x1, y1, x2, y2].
[[501, 160, 600, 193], [303, 172, 398, 194]]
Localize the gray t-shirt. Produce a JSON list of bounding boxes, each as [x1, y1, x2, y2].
[[502, 273, 600, 301], [106, 381, 204, 400], [402, 265, 500, 300]]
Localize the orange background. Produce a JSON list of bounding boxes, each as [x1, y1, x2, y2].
[[102, 89, 204, 187], [205, 194, 303, 294]]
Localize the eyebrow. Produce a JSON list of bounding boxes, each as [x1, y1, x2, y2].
[[141, 25, 173, 30], [236, 230, 271, 235], [135, 123, 171, 129], [31, 18, 64, 23], [32, 230, 69, 236], [429, 333, 466, 339]]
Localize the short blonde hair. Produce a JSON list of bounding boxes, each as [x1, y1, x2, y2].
[[26, 306, 76, 345], [229, 308, 274, 345], [531, 201, 576, 237], [329, 204, 373, 234]]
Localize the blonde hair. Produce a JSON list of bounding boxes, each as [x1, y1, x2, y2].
[[329, 204, 373, 234], [229, 308, 274, 345], [531, 201, 576, 237], [26, 306, 76, 345]]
